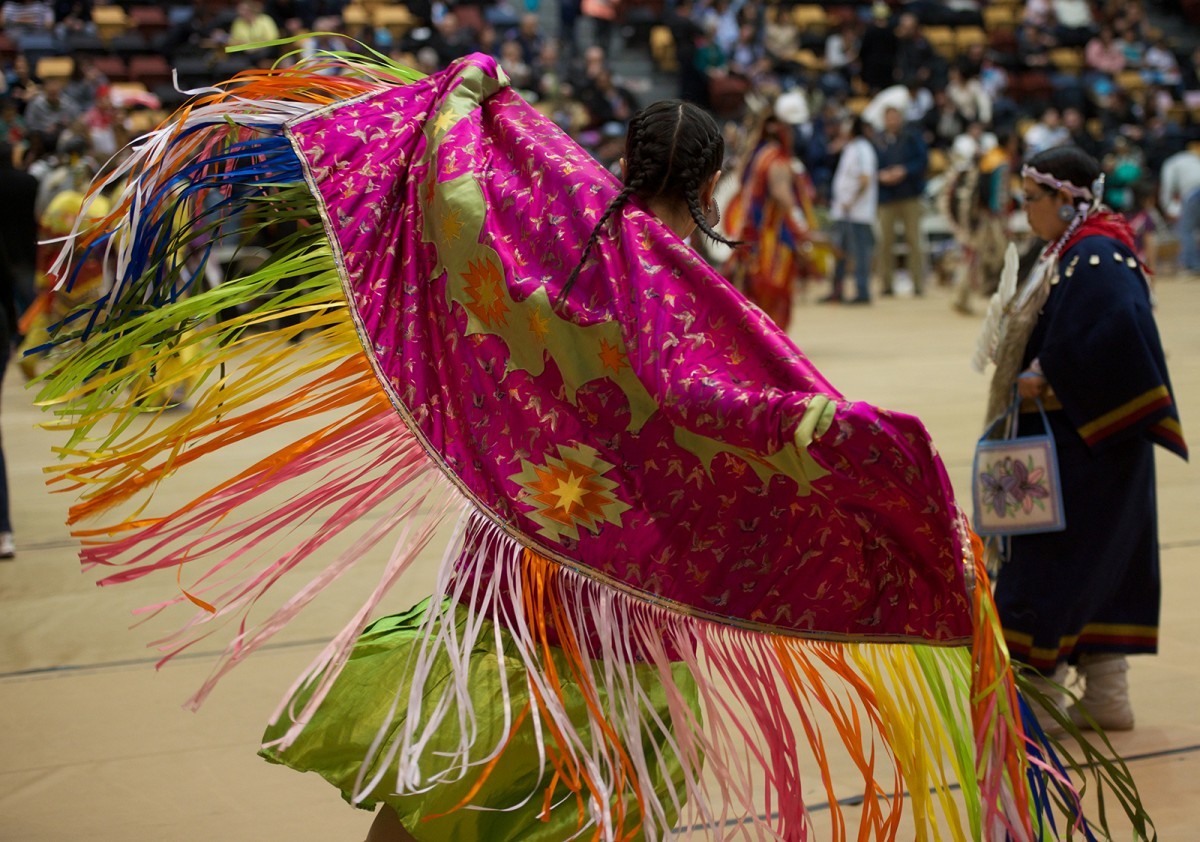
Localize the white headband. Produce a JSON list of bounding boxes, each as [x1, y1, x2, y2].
[[1021, 165, 1106, 204]]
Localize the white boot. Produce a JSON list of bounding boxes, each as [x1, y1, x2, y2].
[[1069, 654, 1134, 731], [1025, 663, 1069, 735]]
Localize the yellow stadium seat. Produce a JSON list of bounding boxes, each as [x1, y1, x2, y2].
[[791, 5, 828, 34], [36, 56, 74, 79]]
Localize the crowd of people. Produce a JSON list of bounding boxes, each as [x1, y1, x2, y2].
[[2, 0, 1200, 532], [4, 0, 1200, 325]]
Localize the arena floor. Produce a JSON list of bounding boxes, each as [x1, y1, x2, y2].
[[2, 273, 1196, 840]]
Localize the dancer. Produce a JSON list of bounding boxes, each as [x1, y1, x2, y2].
[[38, 54, 1151, 840], [975, 146, 1187, 731], [723, 104, 818, 329]]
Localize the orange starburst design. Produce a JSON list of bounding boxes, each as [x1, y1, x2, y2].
[[598, 338, 626, 375], [510, 444, 630, 541], [462, 258, 509, 327]]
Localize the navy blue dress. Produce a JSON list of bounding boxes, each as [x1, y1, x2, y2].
[[994, 234, 1187, 672]]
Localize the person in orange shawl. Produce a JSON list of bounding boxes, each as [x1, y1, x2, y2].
[[723, 94, 819, 330]]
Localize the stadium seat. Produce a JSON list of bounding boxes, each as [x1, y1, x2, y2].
[[35, 56, 74, 80], [129, 6, 170, 40], [791, 5, 828, 35], [65, 31, 108, 55], [108, 31, 151, 59], [14, 32, 67, 64], [982, 5, 1018, 31], [1049, 47, 1084, 73], [954, 26, 987, 52], [923, 26, 956, 60], [128, 54, 173, 89], [649, 25, 678, 72], [92, 5, 129, 41], [90, 54, 130, 83], [373, 5, 416, 39]]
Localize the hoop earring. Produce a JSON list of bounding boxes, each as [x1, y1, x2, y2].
[[706, 202, 721, 228], [1057, 205, 1076, 222]]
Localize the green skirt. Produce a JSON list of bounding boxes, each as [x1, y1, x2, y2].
[[260, 599, 699, 841]]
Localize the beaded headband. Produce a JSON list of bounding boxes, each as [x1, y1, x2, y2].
[[1021, 165, 1106, 204]]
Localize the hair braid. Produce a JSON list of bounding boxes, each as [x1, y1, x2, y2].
[[556, 182, 638, 308], [684, 134, 742, 247], [557, 114, 653, 307]]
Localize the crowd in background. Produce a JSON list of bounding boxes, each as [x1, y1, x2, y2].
[[3, 0, 1200, 332]]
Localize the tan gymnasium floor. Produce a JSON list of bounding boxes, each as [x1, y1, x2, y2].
[[1, 273, 1197, 841]]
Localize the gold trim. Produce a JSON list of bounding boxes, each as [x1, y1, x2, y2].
[[1077, 385, 1170, 439]]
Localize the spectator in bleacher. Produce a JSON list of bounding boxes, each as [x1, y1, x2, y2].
[[700, 0, 741, 56], [874, 105, 929, 296], [1023, 107, 1070, 155], [1142, 34, 1181, 89], [892, 13, 934, 87], [1062, 106, 1103, 160], [512, 13, 544, 65], [1052, 0, 1095, 47], [1180, 45, 1200, 93], [763, 5, 798, 79], [0, 138, 38, 319], [1159, 143, 1200, 272], [1017, 22, 1056, 70], [82, 86, 118, 157], [1084, 25, 1125, 96], [431, 12, 481, 67], [579, 66, 638, 129], [1023, 0, 1054, 27], [922, 89, 967, 151], [23, 76, 78, 151], [3, 54, 40, 114], [1, 0, 53, 32], [64, 56, 106, 113], [532, 39, 564, 101], [53, 0, 94, 37], [228, 1, 281, 53], [859, 2, 897, 93], [558, 0, 581, 52], [266, 0, 317, 32], [581, 0, 617, 55], [163, 6, 224, 57], [0, 97, 27, 148], [665, 0, 706, 105], [728, 21, 769, 89], [821, 18, 860, 97], [1114, 19, 1146, 70], [499, 40, 535, 93], [1127, 180, 1160, 273], [1102, 134, 1144, 213], [945, 61, 992, 125]]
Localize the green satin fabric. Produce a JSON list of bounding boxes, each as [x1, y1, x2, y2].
[[261, 599, 699, 840]]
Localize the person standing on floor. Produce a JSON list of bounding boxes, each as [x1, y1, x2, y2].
[[977, 145, 1187, 731], [823, 115, 878, 304], [1159, 143, 1200, 274], [874, 105, 928, 296]]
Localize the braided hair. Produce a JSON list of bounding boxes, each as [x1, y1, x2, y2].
[[558, 100, 741, 303]]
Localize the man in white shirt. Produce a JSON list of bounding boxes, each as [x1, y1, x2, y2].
[[822, 116, 879, 303], [1160, 144, 1200, 271]]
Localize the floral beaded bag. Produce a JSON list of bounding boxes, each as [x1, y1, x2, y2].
[[972, 394, 1066, 536]]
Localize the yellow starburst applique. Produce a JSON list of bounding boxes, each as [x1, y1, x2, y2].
[[433, 109, 456, 134], [462, 258, 509, 328], [441, 207, 464, 242], [528, 307, 550, 342]]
